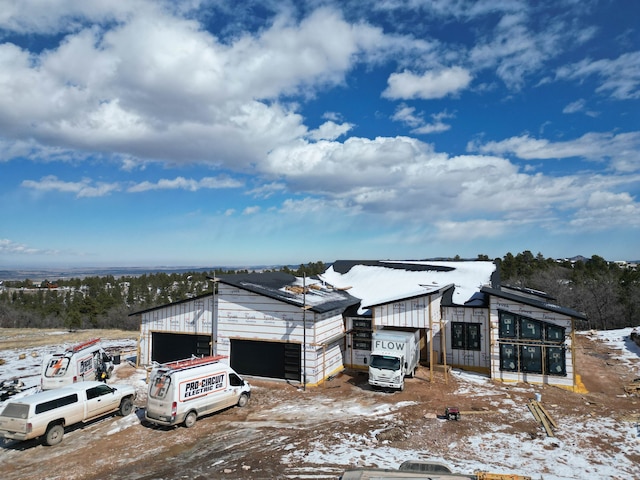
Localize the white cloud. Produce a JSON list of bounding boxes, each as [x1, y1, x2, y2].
[[391, 105, 452, 134], [127, 176, 243, 193], [468, 132, 640, 173], [242, 206, 261, 215], [308, 121, 354, 141], [556, 51, 640, 100], [0, 6, 395, 171], [382, 67, 473, 99], [21, 175, 121, 198]]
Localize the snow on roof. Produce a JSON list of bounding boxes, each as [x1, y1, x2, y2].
[[319, 260, 496, 312], [217, 272, 360, 314]]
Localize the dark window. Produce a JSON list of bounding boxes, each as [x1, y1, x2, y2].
[[452, 323, 465, 349], [499, 344, 518, 371], [354, 340, 371, 350], [546, 346, 566, 375], [353, 319, 371, 329], [466, 324, 481, 350], [499, 312, 517, 338], [149, 373, 172, 400], [545, 325, 565, 342], [1, 403, 29, 419], [353, 330, 371, 340], [86, 385, 113, 399], [35, 394, 78, 414], [520, 318, 542, 340], [521, 346, 542, 373], [451, 322, 482, 351], [229, 373, 244, 387]]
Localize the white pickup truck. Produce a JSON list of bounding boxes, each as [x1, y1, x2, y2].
[[0, 381, 136, 446]]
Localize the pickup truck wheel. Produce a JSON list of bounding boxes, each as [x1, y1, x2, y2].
[[44, 424, 64, 446], [237, 393, 249, 407], [184, 411, 197, 428], [119, 397, 134, 416]]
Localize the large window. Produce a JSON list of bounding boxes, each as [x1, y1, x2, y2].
[[351, 318, 372, 351], [498, 310, 567, 377], [451, 322, 482, 351]]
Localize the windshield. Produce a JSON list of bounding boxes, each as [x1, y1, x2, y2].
[[149, 372, 171, 399], [370, 355, 401, 371], [44, 356, 70, 377]]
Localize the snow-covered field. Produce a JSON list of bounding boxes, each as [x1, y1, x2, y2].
[[1, 329, 639, 479]]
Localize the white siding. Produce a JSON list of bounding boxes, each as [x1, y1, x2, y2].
[[139, 296, 213, 364], [216, 284, 345, 386], [441, 306, 491, 371]]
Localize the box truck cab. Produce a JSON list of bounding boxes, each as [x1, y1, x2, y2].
[[368, 329, 420, 391], [145, 355, 250, 428], [41, 338, 115, 390]]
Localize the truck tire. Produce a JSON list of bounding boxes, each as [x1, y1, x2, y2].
[[183, 411, 197, 428], [44, 423, 64, 446], [119, 397, 134, 416], [237, 393, 249, 407]]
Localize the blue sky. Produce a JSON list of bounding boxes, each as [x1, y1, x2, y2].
[[1, 0, 639, 268]]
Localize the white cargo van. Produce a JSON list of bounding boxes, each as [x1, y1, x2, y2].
[[145, 355, 250, 428], [0, 381, 136, 446], [41, 338, 115, 390]]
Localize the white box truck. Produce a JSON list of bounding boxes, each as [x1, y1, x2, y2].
[[41, 338, 115, 390], [145, 355, 251, 428], [0, 380, 136, 446], [368, 329, 420, 391]]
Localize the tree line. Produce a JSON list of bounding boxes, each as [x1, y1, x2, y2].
[[0, 255, 638, 332]]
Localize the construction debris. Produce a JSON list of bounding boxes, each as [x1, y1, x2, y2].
[[476, 473, 532, 480], [528, 399, 557, 437]]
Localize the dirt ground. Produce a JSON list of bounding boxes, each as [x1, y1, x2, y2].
[[1, 332, 639, 479]]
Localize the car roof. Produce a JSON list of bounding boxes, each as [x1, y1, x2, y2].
[[5, 381, 108, 406]]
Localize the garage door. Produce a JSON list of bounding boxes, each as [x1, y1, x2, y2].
[[230, 339, 301, 381], [151, 332, 211, 364]]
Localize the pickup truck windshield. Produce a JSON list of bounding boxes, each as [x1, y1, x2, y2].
[[44, 356, 70, 377], [149, 372, 171, 399], [370, 355, 401, 371]]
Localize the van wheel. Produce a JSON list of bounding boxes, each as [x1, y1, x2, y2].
[[119, 397, 134, 416], [237, 393, 249, 407], [184, 411, 197, 428], [44, 424, 64, 446]]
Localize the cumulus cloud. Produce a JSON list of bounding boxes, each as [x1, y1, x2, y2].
[[0, 6, 396, 171], [382, 67, 472, 100]]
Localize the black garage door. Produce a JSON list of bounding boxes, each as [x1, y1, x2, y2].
[[230, 339, 301, 381], [151, 332, 211, 363]]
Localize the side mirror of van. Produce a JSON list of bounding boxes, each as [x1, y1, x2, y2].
[[363, 358, 367, 365]]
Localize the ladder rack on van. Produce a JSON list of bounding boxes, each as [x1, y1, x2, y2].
[[163, 355, 228, 371], [66, 338, 101, 353]]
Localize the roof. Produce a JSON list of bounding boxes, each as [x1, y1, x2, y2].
[[6, 381, 108, 405], [129, 292, 211, 317], [481, 286, 587, 320], [319, 260, 498, 312], [214, 272, 360, 314]]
